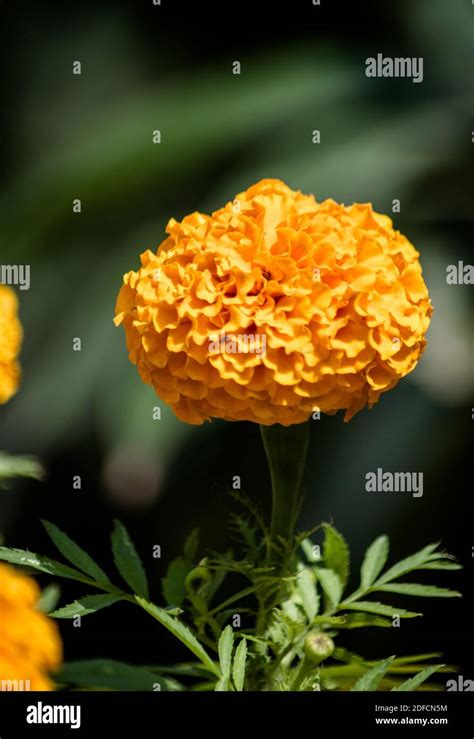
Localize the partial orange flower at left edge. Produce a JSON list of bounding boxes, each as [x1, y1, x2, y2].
[[0, 563, 63, 691], [0, 285, 22, 405]]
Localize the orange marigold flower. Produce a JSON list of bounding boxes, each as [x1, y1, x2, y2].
[[115, 179, 432, 425], [0, 563, 62, 691], [0, 285, 22, 405]]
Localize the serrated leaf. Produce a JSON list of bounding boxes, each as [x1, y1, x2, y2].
[[322, 524, 350, 587], [316, 567, 343, 607], [218, 625, 234, 685], [232, 639, 247, 692], [162, 557, 193, 607], [111, 520, 148, 599], [360, 535, 389, 589], [0, 547, 95, 585], [268, 609, 291, 647], [374, 543, 440, 586], [296, 565, 319, 620], [135, 597, 220, 678], [232, 515, 259, 562], [377, 583, 461, 598], [351, 656, 395, 691], [392, 665, 444, 692], [50, 593, 122, 619], [58, 659, 170, 691], [184, 529, 199, 560], [42, 520, 111, 586], [342, 601, 421, 618]]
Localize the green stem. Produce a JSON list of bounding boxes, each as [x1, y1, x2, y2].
[[260, 422, 310, 566], [256, 422, 310, 641]]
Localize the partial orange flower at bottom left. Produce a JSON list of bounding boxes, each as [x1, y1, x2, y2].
[[0, 563, 62, 691]]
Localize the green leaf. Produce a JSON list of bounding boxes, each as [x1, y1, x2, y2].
[[0, 452, 44, 482], [232, 639, 247, 692], [282, 598, 304, 625], [36, 583, 61, 613], [58, 659, 170, 691], [351, 656, 395, 691], [146, 663, 210, 678], [360, 535, 389, 589], [0, 547, 96, 585], [312, 615, 347, 627], [50, 594, 122, 619], [392, 665, 444, 692], [391, 653, 442, 665], [336, 613, 393, 629], [322, 524, 350, 587], [316, 567, 343, 607], [332, 647, 366, 665], [232, 515, 259, 562], [184, 529, 199, 560], [296, 565, 319, 620], [301, 538, 320, 564], [418, 562, 462, 571], [186, 553, 232, 611], [135, 597, 220, 678], [342, 601, 421, 618], [42, 520, 111, 586], [111, 520, 148, 599], [218, 625, 234, 685], [374, 543, 440, 586], [162, 557, 193, 607], [377, 583, 461, 598]]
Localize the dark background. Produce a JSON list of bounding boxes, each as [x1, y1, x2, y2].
[[0, 0, 472, 679]]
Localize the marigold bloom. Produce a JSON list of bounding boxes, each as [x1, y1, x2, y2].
[[0, 286, 22, 405], [115, 179, 432, 425], [0, 563, 62, 690]]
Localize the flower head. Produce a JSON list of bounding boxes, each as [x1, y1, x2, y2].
[[0, 563, 62, 690], [304, 631, 335, 664], [115, 179, 431, 425], [0, 286, 22, 405]]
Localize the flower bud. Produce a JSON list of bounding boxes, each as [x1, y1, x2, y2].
[[304, 632, 335, 665]]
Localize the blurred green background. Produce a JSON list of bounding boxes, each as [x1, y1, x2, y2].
[[0, 0, 472, 674]]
